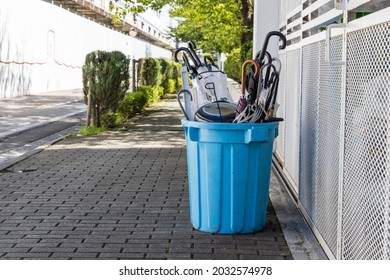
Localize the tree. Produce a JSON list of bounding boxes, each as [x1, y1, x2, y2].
[[113, 0, 254, 53], [83, 51, 130, 127], [169, 0, 242, 53]]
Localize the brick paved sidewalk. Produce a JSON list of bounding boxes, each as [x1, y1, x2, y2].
[[0, 96, 292, 260]]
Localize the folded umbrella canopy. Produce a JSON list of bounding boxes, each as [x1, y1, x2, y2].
[[234, 31, 286, 123]]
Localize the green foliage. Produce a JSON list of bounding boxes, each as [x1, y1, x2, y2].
[[112, 0, 167, 14], [101, 112, 123, 128], [224, 48, 242, 82], [113, 1, 254, 54], [169, 1, 242, 53], [138, 85, 164, 105], [78, 126, 107, 136], [136, 58, 180, 94], [168, 79, 177, 94], [158, 58, 174, 93], [119, 91, 148, 119], [138, 57, 162, 87], [172, 63, 181, 92], [81, 51, 180, 130], [82, 50, 130, 127], [176, 77, 182, 91], [240, 40, 253, 61]]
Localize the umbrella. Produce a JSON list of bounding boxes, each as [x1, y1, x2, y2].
[[234, 31, 286, 123], [235, 59, 260, 115], [175, 41, 235, 122]]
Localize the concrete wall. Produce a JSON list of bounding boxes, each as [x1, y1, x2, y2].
[[0, 0, 172, 98]]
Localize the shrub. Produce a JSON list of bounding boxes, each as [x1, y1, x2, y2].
[[101, 112, 123, 128], [176, 77, 182, 91], [155, 86, 164, 99], [138, 85, 164, 105], [240, 41, 253, 62], [223, 47, 241, 82], [168, 79, 177, 94], [119, 91, 148, 119], [82, 50, 130, 127], [159, 58, 174, 94], [138, 57, 162, 87], [172, 63, 181, 91]]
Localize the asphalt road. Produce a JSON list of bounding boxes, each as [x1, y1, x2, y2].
[[0, 90, 86, 170]]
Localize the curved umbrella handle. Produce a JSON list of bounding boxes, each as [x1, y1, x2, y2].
[[182, 53, 198, 79], [187, 41, 203, 68], [241, 59, 260, 96], [261, 62, 277, 88], [257, 31, 287, 65], [177, 89, 193, 120], [255, 50, 272, 66], [188, 40, 197, 50], [174, 47, 200, 69], [204, 56, 218, 70]]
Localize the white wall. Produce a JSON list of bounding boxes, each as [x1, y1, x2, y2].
[[253, 0, 280, 58], [0, 0, 172, 98]]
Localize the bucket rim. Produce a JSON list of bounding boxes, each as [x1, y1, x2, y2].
[[181, 119, 279, 130]]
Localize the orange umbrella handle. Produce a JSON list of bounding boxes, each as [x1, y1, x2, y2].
[[241, 59, 260, 96]]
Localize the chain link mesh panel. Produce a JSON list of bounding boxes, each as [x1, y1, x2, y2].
[[316, 37, 343, 257], [298, 36, 342, 258], [343, 21, 390, 260], [275, 52, 287, 162], [300, 42, 320, 218], [284, 49, 301, 189]]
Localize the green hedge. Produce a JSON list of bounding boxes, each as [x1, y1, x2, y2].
[[137, 57, 181, 94], [118, 85, 165, 120], [224, 42, 253, 83], [224, 48, 242, 82], [87, 56, 181, 129], [119, 91, 148, 120], [137, 57, 162, 87], [82, 50, 130, 127]]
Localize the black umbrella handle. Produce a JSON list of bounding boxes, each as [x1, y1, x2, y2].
[[182, 53, 198, 79], [258, 31, 287, 65], [255, 51, 272, 66], [174, 47, 200, 69], [204, 56, 218, 70], [187, 41, 203, 68]]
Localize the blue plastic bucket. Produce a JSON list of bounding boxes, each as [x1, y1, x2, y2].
[[182, 120, 279, 234]]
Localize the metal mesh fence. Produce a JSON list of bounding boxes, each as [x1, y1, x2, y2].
[[275, 52, 287, 162], [284, 49, 301, 189], [299, 37, 343, 258], [315, 37, 343, 257], [343, 21, 390, 260], [278, 0, 390, 260], [300, 41, 320, 219]]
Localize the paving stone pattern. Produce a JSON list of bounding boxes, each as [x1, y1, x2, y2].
[[0, 96, 292, 260]]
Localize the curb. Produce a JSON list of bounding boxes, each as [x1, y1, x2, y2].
[[0, 124, 82, 171]]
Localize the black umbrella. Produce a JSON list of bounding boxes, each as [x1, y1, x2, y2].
[[234, 31, 286, 123]]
